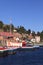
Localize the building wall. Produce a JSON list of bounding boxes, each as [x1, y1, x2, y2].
[[7, 41, 22, 47], [0, 36, 3, 40], [35, 36, 40, 43], [31, 38, 36, 43]]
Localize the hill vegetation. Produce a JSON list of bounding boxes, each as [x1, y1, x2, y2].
[[0, 21, 43, 41]]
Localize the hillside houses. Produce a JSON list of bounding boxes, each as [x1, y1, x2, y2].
[[0, 31, 41, 47]]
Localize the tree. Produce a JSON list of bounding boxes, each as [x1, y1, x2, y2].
[[0, 21, 3, 29], [40, 31, 43, 41], [32, 31, 35, 37], [3, 25, 10, 32], [17, 26, 26, 34], [37, 31, 40, 36], [26, 29, 31, 35]]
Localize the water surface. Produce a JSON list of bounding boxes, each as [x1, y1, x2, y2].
[[0, 47, 43, 65]]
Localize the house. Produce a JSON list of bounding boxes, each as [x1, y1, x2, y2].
[[35, 36, 40, 43], [0, 32, 14, 46], [31, 38, 36, 43], [13, 32, 22, 38], [28, 33, 33, 40]]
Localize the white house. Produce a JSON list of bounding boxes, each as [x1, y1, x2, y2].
[[31, 38, 36, 43], [35, 36, 40, 43]]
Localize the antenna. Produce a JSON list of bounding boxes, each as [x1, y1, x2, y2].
[[10, 18, 12, 33]]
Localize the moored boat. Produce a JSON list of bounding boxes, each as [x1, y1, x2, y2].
[[7, 47, 17, 55], [0, 47, 8, 57], [33, 45, 39, 48]]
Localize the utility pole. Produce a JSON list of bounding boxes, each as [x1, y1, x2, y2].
[[10, 18, 12, 34]]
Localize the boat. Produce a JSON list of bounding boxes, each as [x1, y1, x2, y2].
[[0, 46, 8, 57], [17, 43, 40, 51], [7, 47, 17, 55], [33, 45, 39, 48]]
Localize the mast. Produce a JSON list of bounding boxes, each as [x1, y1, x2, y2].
[[10, 18, 12, 33]]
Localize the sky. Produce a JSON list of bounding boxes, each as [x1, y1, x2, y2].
[[0, 0, 43, 32]]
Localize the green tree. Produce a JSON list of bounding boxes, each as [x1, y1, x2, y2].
[[17, 26, 26, 34], [40, 31, 43, 41], [26, 29, 31, 35], [0, 21, 3, 29], [37, 31, 40, 36], [32, 31, 35, 37], [3, 25, 10, 32]]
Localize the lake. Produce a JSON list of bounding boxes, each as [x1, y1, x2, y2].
[[0, 47, 43, 65]]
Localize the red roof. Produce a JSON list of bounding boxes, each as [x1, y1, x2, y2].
[[0, 32, 13, 37]]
